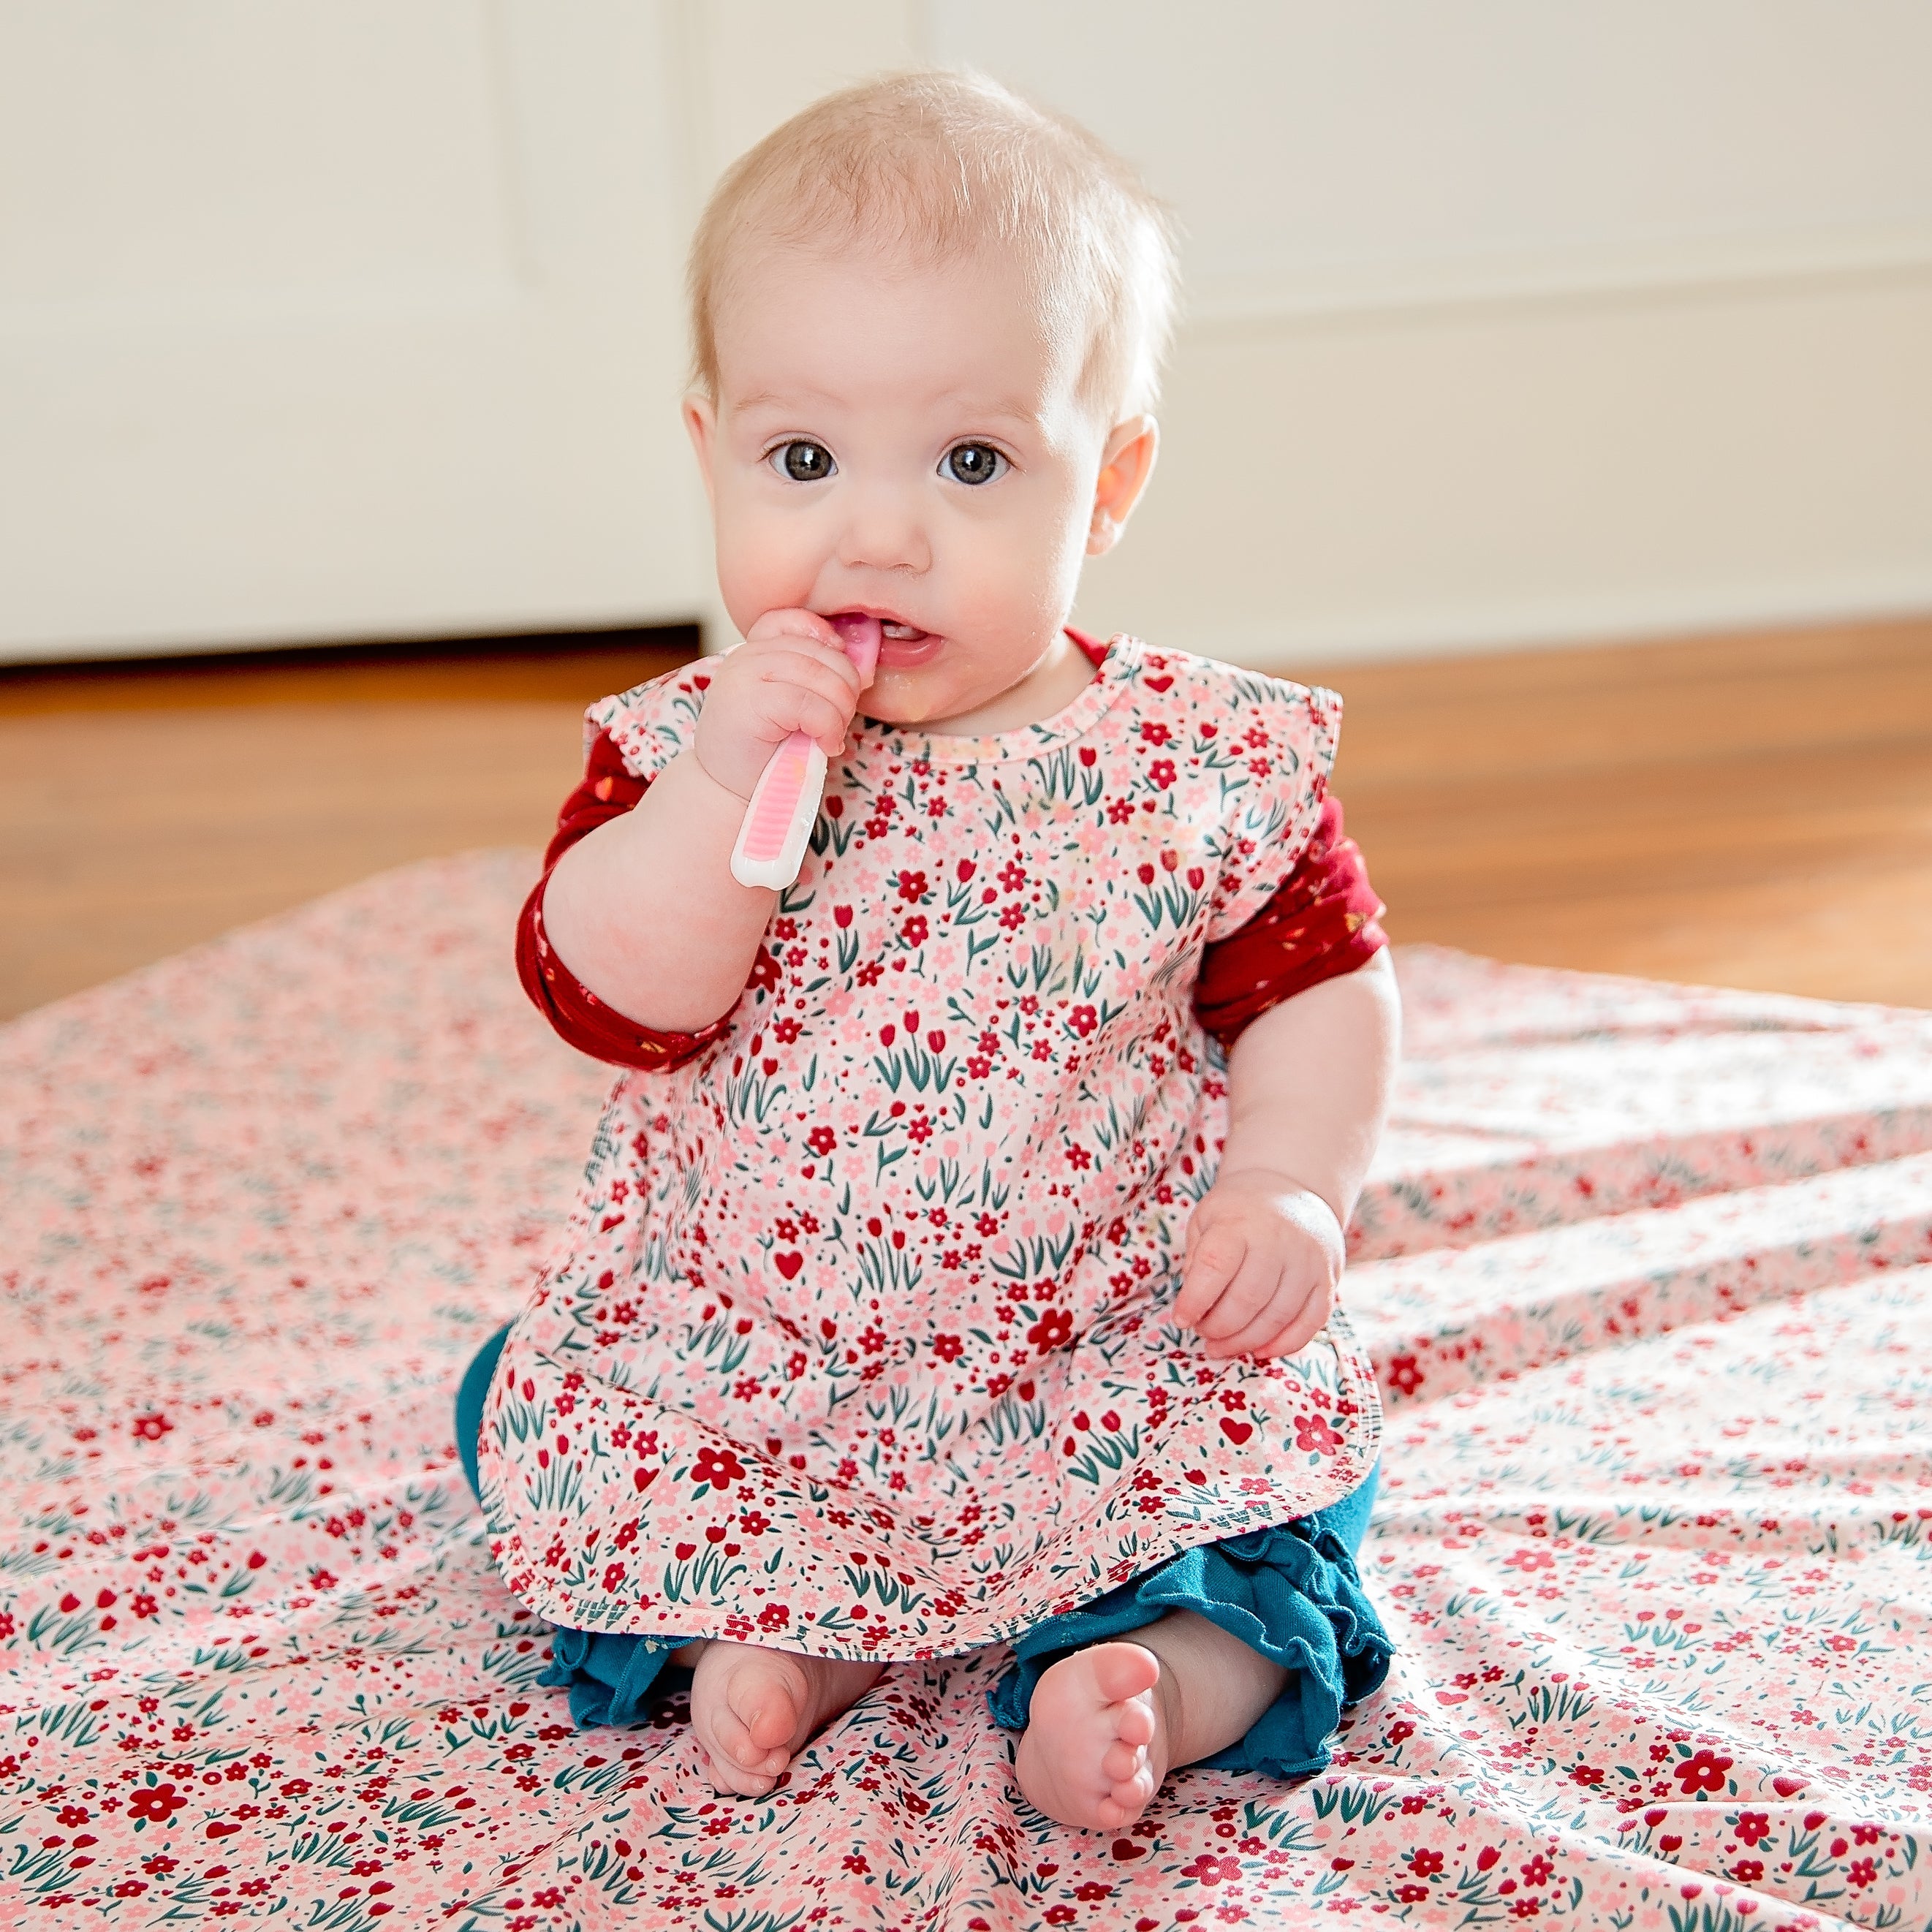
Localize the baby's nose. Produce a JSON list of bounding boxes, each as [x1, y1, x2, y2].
[[836, 482, 932, 575]]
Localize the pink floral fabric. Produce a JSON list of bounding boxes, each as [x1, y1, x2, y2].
[[479, 640, 1381, 1654], [3, 851, 1932, 1928]]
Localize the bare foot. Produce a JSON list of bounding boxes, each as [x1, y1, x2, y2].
[[1014, 1640, 1172, 1830], [686, 1638, 884, 1796]]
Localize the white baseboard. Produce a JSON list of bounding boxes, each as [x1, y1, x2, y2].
[[1146, 575, 1932, 674]]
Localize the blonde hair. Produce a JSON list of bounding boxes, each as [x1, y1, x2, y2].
[[688, 70, 1179, 421]]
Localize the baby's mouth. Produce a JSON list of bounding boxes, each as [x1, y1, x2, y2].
[[880, 621, 927, 642]]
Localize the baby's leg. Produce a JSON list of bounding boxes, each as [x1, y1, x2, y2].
[[678, 1638, 884, 1796], [1015, 1610, 1288, 1830]]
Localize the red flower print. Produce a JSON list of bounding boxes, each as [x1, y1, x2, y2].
[[1026, 1308, 1074, 1354], [757, 1602, 789, 1630], [1505, 1547, 1556, 1572], [127, 1781, 189, 1825], [691, 1446, 745, 1491], [901, 915, 928, 947], [808, 1126, 837, 1156], [1409, 1848, 1443, 1877], [998, 861, 1026, 893], [1385, 1355, 1424, 1397], [1520, 1853, 1554, 1884], [1069, 1004, 1098, 1036], [1294, 1413, 1342, 1455], [1732, 1859, 1763, 1882], [1734, 1811, 1770, 1846], [1846, 1859, 1879, 1889], [1140, 721, 1171, 746], [1149, 759, 1176, 787], [1179, 1852, 1240, 1885], [895, 869, 928, 903], [999, 904, 1026, 930], [1396, 1884, 1429, 1903], [131, 1412, 173, 1442], [1674, 1748, 1732, 1795], [932, 1333, 963, 1363]]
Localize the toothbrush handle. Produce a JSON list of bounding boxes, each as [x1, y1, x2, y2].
[[730, 730, 828, 890]]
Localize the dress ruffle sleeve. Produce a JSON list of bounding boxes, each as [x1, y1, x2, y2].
[[515, 664, 747, 1071], [1192, 793, 1388, 1053]]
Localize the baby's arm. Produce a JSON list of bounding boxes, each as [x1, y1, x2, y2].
[[1173, 950, 1399, 1360], [541, 611, 864, 1031]]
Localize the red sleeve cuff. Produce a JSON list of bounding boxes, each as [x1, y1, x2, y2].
[[1193, 793, 1387, 1054], [514, 727, 739, 1071]]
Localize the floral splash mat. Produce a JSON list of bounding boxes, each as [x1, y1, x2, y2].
[[4, 850, 1931, 1929]]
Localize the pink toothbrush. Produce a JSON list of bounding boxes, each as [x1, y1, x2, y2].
[[730, 613, 882, 890]]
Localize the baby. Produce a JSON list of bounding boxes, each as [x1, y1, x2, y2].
[[462, 70, 1400, 1832]]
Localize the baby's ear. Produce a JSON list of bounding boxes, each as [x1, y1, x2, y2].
[[1087, 416, 1159, 556], [683, 395, 719, 507]]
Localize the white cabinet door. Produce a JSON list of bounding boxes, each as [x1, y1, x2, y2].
[[0, 1, 709, 662]]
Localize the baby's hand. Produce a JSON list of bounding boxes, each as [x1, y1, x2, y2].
[[1173, 1170, 1344, 1360], [692, 608, 866, 801]]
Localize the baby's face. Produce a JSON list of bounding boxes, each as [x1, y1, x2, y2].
[[687, 239, 1126, 730]]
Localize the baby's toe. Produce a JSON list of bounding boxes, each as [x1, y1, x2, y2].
[[1102, 1735, 1148, 1785], [731, 1677, 803, 1757], [1087, 1642, 1161, 1706], [1113, 1694, 1157, 1749]]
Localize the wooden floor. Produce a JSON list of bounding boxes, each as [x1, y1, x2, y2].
[[3, 615, 1930, 1022]]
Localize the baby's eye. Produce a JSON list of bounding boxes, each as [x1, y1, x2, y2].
[[942, 443, 1007, 487], [771, 440, 836, 482]]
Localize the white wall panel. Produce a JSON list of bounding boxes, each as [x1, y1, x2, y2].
[[0, 1, 710, 663], [3, 1, 1928, 666], [931, 0, 1932, 666]]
